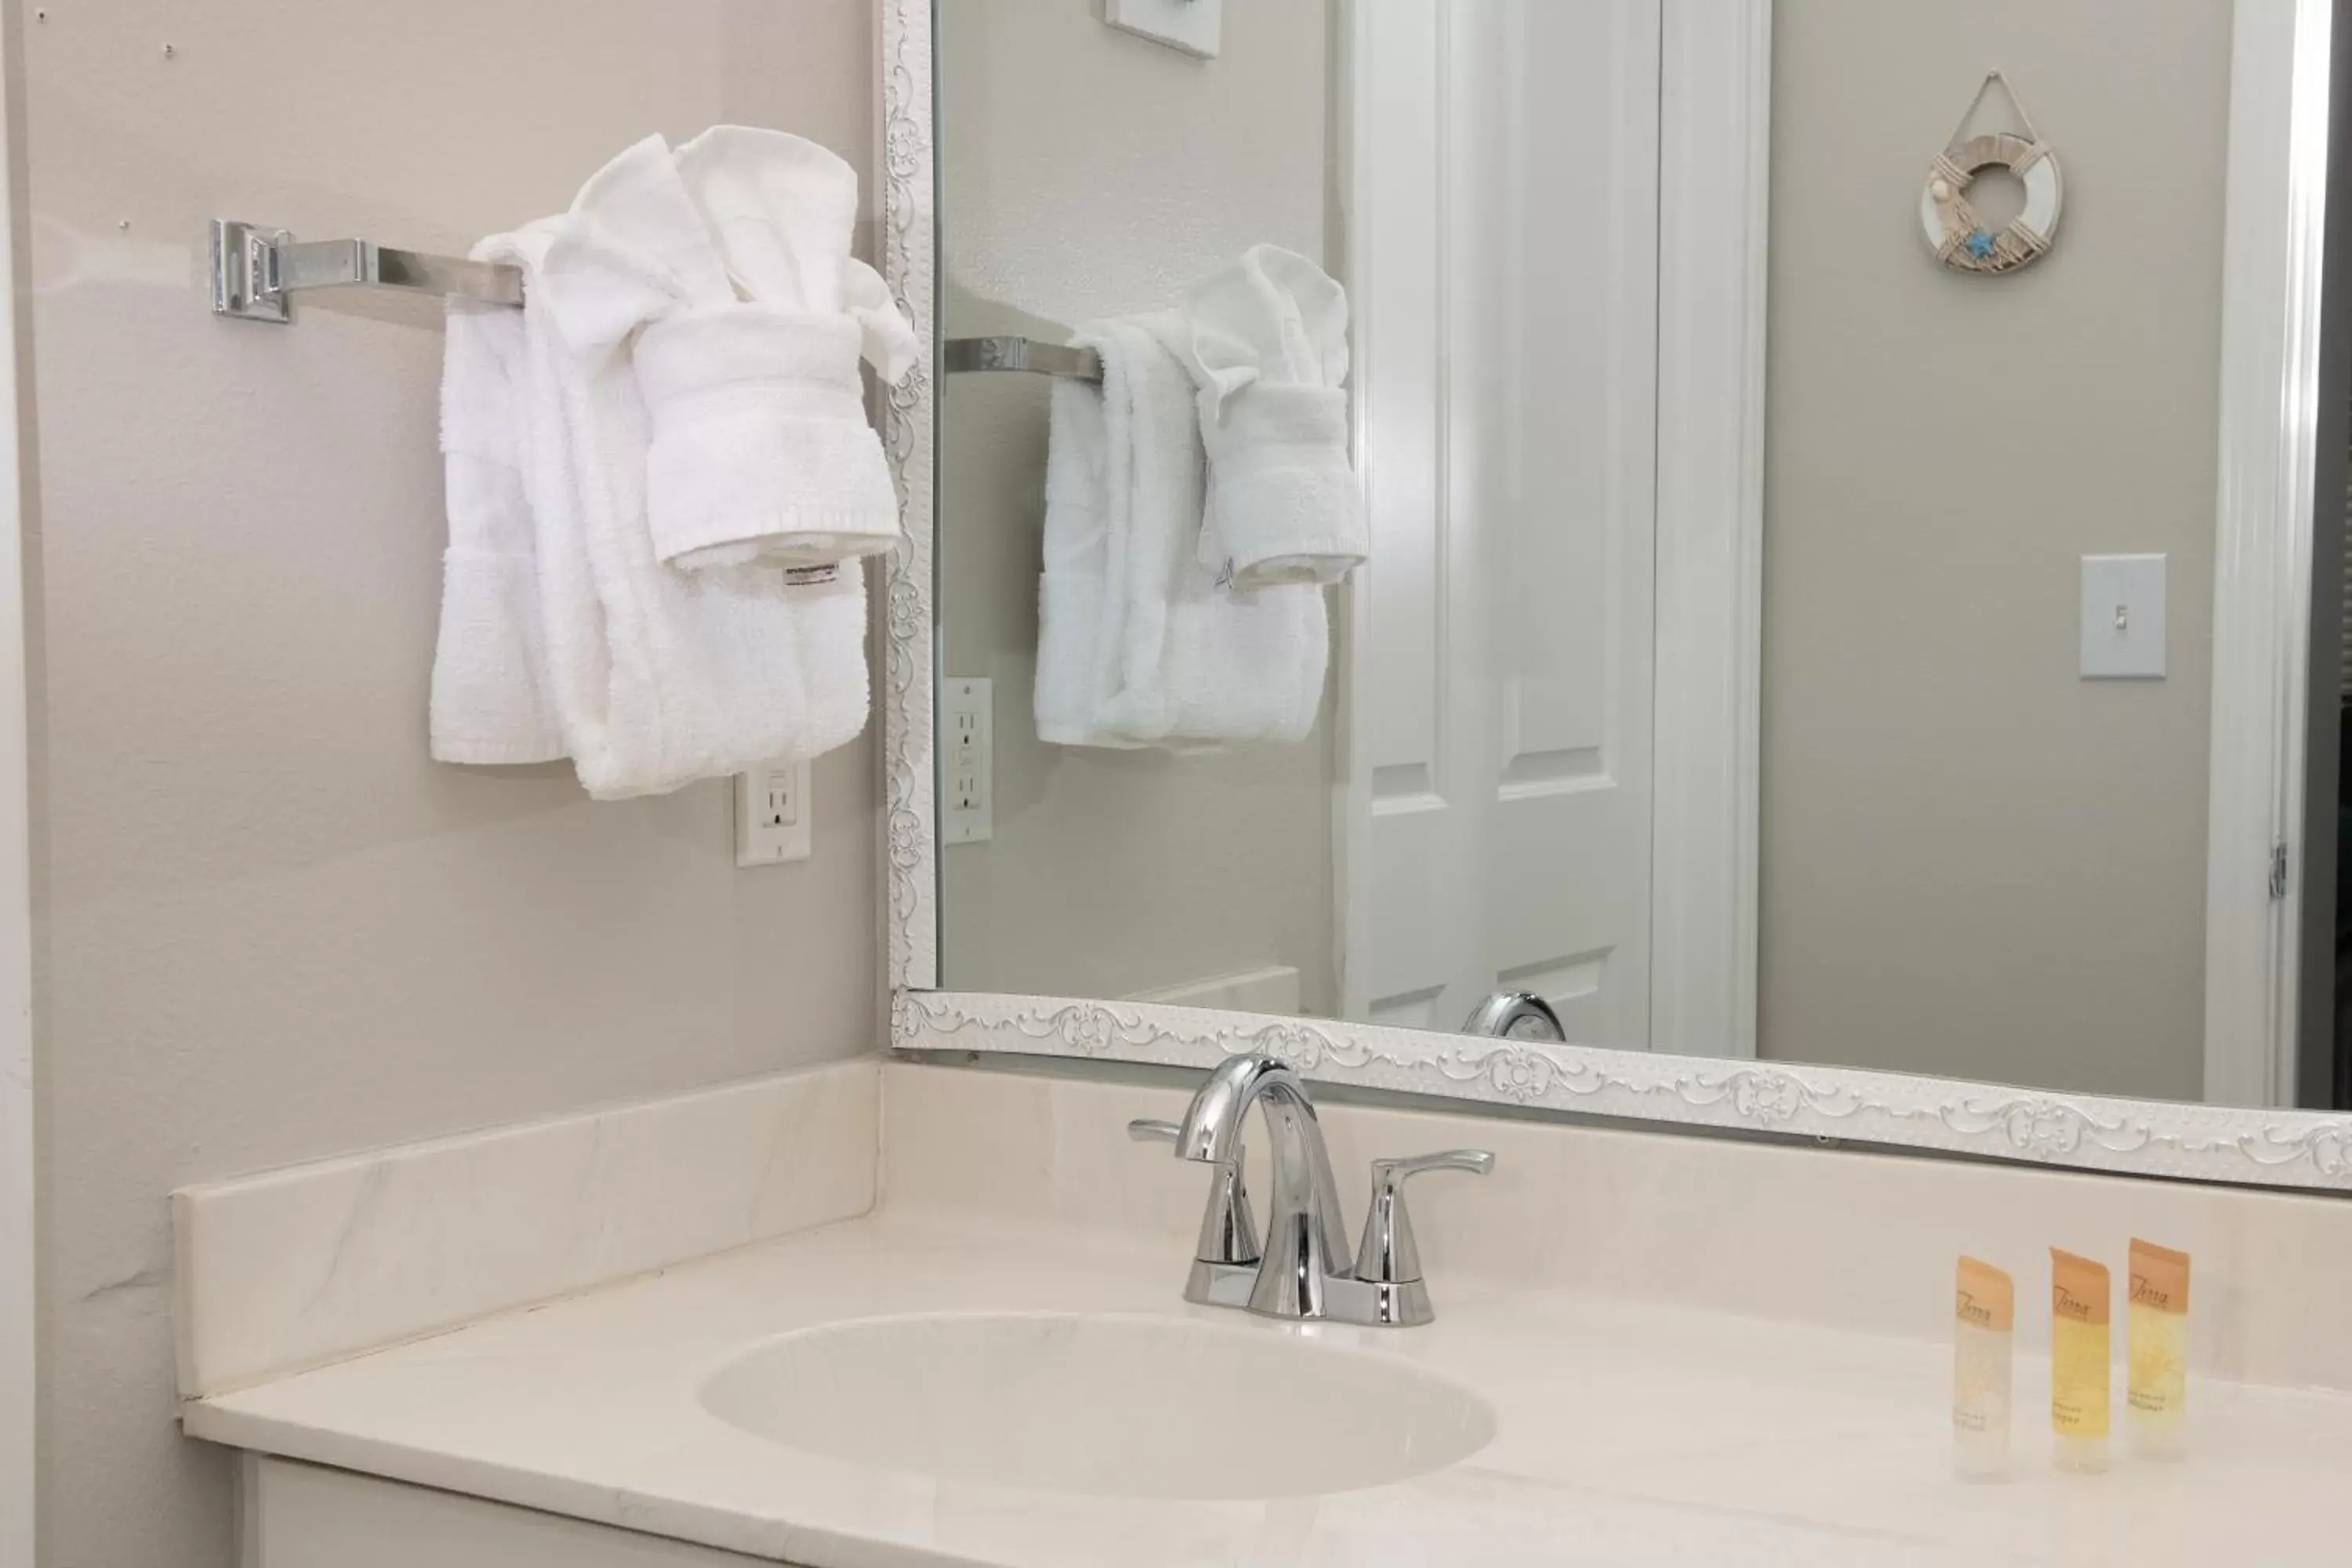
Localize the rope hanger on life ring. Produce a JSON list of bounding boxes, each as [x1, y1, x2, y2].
[[1920, 70, 2063, 276]]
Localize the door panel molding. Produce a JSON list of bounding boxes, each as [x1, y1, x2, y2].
[[1344, 0, 1663, 1043]]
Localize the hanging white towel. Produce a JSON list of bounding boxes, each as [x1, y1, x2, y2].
[[1034, 316, 1326, 750], [1177, 245, 1363, 588], [1033, 367, 1127, 748], [432, 134, 870, 798], [430, 291, 564, 765], [629, 126, 916, 572]]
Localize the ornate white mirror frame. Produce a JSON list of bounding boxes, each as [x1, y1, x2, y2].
[[877, 0, 2352, 1192]]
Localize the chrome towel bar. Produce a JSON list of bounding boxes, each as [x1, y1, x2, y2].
[[942, 335, 1102, 383], [209, 219, 524, 324], [208, 220, 1090, 396]]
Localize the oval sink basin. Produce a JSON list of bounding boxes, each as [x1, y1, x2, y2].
[[699, 1310, 1497, 1501]]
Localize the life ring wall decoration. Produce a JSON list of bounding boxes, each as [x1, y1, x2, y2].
[[1920, 71, 2063, 276]]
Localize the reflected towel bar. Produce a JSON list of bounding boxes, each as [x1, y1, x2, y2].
[[942, 335, 1102, 383], [209, 219, 525, 324]]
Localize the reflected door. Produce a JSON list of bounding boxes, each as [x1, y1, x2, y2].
[[1347, 0, 1660, 1046]]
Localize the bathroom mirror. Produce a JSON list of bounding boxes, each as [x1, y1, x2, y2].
[[884, 0, 2352, 1189]]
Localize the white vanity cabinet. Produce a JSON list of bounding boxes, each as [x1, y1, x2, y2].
[[239, 1457, 781, 1568]]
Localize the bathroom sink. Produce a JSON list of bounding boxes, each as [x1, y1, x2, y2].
[[698, 1310, 1497, 1501]]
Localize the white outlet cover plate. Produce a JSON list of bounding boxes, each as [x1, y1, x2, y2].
[[735, 760, 812, 866], [2079, 554, 2166, 679], [942, 677, 993, 846], [1105, 0, 1221, 59]]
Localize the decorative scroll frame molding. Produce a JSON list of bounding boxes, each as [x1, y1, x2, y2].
[[898, 992, 2352, 1192], [878, 0, 2352, 1191], [878, 0, 937, 991]]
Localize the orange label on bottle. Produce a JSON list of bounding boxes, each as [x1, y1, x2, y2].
[[1956, 1256, 2014, 1331]]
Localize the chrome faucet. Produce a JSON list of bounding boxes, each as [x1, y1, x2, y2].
[[1462, 989, 1566, 1041], [1130, 1054, 1493, 1327]]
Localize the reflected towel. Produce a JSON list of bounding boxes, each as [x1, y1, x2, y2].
[[1035, 315, 1327, 750], [1176, 245, 1363, 588]]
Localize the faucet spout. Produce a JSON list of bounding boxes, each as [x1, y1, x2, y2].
[[1173, 1054, 1280, 1163], [1175, 1055, 1352, 1319]]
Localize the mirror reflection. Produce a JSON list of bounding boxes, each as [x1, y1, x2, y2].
[[935, 1, 2332, 1115]]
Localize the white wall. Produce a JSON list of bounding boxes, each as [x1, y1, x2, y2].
[[15, 4, 881, 1563], [935, 0, 1339, 1010], [1759, 0, 2230, 1099]]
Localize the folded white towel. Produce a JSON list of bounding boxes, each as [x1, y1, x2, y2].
[[635, 126, 915, 572], [634, 305, 888, 570], [430, 292, 564, 765], [434, 134, 869, 797], [675, 127, 917, 376], [1035, 316, 1326, 750], [1178, 245, 1363, 588]]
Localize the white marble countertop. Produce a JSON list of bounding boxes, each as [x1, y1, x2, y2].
[[185, 1209, 2352, 1567]]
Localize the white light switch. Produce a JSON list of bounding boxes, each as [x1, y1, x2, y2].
[[1105, 0, 1221, 58], [942, 677, 993, 845], [2080, 554, 2166, 679]]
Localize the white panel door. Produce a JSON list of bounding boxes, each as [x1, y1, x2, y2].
[[1347, 0, 1659, 1047]]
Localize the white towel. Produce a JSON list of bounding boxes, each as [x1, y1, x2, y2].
[[430, 292, 564, 765], [430, 134, 869, 797], [1034, 316, 1326, 750], [1178, 245, 1363, 588], [633, 126, 916, 572], [1033, 368, 1127, 748], [674, 126, 916, 378]]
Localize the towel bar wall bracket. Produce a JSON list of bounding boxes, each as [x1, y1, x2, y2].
[[209, 219, 526, 324]]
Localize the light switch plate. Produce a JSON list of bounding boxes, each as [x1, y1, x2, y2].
[[1105, 0, 1221, 59], [942, 677, 993, 845], [2080, 554, 2167, 679]]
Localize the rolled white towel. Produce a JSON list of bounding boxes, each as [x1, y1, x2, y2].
[[634, 305, 899, 571], [655, 125, 916, 571], [1178, 245, 1363, 588], [1196, 382, 1356, 588]]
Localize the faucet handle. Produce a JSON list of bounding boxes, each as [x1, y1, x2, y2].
[[1353, 1149, 1495, 1285], [1127, 1117, 1261, 1266]]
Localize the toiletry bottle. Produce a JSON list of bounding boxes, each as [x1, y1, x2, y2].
[[2049, 1247, 2111, 1472], [2127, 1237, 2190, 1460], [1952, 1256, 2014, 1480]]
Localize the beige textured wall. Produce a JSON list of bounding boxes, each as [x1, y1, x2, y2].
[[1759, 1, 2228, 1099], [936, 1, 1339, 1008], [20, 5, 880, 1564]]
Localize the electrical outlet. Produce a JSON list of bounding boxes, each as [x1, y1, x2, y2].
[[941, 677, 993, 845], [734, 759, 812, 866]]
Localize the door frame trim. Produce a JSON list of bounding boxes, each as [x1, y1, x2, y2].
[[1650, 0, 1770, 1058], [2205, 0, 2336, 1108], [0, 2, 35, 1556]]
